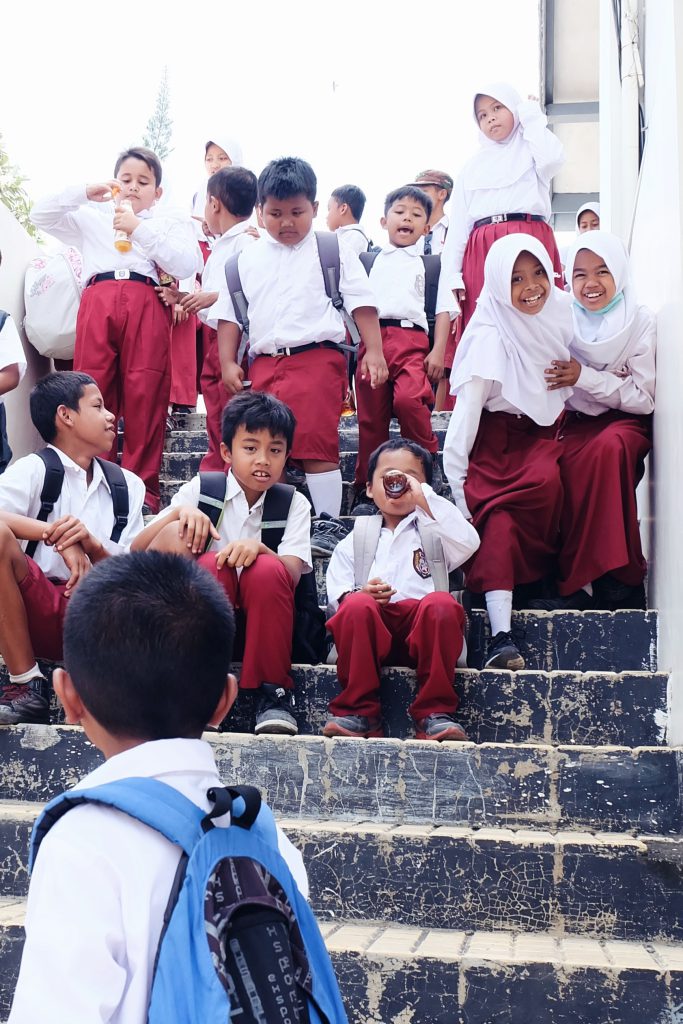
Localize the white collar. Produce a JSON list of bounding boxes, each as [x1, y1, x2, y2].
[[226, 468, 266, 508], [383, 242, 422, 257], [74, 737, 216, 789], [46, 443, 107, 488]]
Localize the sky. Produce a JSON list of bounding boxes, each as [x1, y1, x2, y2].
[[1, 0, 541, 239]]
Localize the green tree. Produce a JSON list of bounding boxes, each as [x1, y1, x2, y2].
[[143, 67, 173, 160], [0, 133, 38, 239]]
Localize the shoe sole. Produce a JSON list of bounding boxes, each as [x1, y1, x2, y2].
[[322, 723, 384, 739], [0, 710, 50, 726], [484, 652, 526, 671], [414, 726, 468, 742], [254, 720, 298, 736]]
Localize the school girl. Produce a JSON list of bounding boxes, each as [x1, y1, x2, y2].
[[443, 234, 573, 670], [546, 231, 655, 609]]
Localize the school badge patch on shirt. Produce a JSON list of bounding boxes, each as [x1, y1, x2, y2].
[[413, 547, 431, 579]]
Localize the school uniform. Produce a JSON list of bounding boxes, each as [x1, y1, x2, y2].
[[8, 737, 307, 1024], [557, 232, 655, 595], [353, 243, 456, 487], [197, 225, 257, 470], [216, 228, 376, 464], [336, 224, 371, 257], [151, 470, 311, 690], [443, 234, 572, 593], [0, 446, 144, 659], [0, 313, 27, 473], [441, 83, 565, 330], [416, 215, 449, 256], [31, 186, 200, 512], [326, 487, 479, 723]]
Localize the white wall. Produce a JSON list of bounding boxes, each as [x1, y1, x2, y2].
[[0, 203, 48, 459]]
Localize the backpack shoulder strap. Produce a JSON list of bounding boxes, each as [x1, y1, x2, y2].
[[197, 472, 229, 534], [96, 459, 129, 544], [261, 483, 295, 553], [359, 250, 380, 276], [0, 311, 8, 333], [224, 253, 251, 365], [25, 448, 65, 559], [314, 231, 361, 349], [417, 521, 449, 592], [352, 515, 383, 589], [421, 253, 442, 347]]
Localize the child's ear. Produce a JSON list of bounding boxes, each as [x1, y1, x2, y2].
[[380, 216, 387, 230], [312, 200, 319, 217], [365, 481, 374, 500], [55, 403, 74, 431], [53, 668, 86, 725], [208, 674, 238, 727], [154, 185, 163, 202], [220, 442, 232, 466], [421, 221, 429, 236]]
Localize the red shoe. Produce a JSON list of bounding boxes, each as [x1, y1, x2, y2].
[[322, 714, 383, 738], [415, 714, 468, 742]]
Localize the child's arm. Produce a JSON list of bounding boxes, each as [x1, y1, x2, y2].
[[325, 533, 357, 613], [128, 215, 201, 282], [215, 490, 311, 586], [518, 98, 565, 182], [179, 290, 219, 314], [218, 320, 246, 394], [442, 377, 489, 519], [410, 480, 481, 569], [0, 363, 20, 396], [424, 312, 453, 384], [353, 307, 389, 388], [439, 175, 470, 299], [30, 182, 118, 243], [132, 478, 220, 554]]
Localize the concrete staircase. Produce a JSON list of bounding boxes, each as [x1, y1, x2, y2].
[[0, 411, 682, 1022]]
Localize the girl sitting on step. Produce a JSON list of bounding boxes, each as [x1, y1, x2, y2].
[[443, 234, 573, 671], [544, 231, 656, 610]]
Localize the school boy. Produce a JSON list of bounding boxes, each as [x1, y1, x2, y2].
[[0, 372, 145, 725], [325, 438, 480, 740], [353, 185, 457, 489], [133, 390, 311, 735], [31, 146, 201, 512], [216, 156, 388, 520], [8, 552, 309, 1023], [410, 170, 453, 255], [326, 184, 372, 256], [0, 251, 27, 473]]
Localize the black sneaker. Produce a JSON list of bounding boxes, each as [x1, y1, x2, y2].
[[484, 631, 525, 671], [593, 574, 646, 611], [254, 684, 298, 735], [322, 714, 383, 738], [0, 680, 50, 725], [286, 464, 306, 487], [310, 513, 350, 557], [526, 590, 595, 611]]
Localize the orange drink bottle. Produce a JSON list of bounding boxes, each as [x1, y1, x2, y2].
[[113, 189, 133, 253]]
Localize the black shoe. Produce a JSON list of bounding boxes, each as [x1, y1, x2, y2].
[[254, 683, 298, 735], [286, 464, 306, 487], [0, 680, 50, 725], [310, 513, 350, 557], [484, 631, 525, 671], [526, 590, 595, 611], [592, 574, 646, 611]]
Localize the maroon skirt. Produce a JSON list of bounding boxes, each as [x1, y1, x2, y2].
[[557, 410, 652, 594], [464, 411, 564, 592]]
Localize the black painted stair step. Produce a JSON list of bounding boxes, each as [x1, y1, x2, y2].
[[164, 423, 451, 455], [168, 411, 453, 439], [0, 728, 679, 835]]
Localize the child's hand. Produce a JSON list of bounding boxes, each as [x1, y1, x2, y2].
[[455, 288, 466, 305], [545, 358, 581, 390], [424, 349, 445, 384], [60, 543, 92, 596], [114, 205, 141, 235], [180, 290, 218, 314], [86, 180, 121, 202], [156, 285, 181, 307], [245, 226, 261, 239], [359, 351, 389, 390], [42, 514, 90, 552], [362, 577, 396, 604], [178, 507, 220, 555], [222, 361, 245, 395], [215, 538, 262, 569], [173, 305, 189, 325]]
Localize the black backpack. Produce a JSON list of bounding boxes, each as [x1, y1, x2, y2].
[[359, 250, 442, 347], [198, 475, 327, 664], [24, 447, 130, 559]]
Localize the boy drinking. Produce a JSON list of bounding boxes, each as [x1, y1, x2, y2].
[[133, 390, 311, 735], [325, 438, 480, 740], [0, 372, 145, 724]]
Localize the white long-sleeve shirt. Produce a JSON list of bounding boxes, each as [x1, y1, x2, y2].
[[9, 738, 308, 1024], [567, 310, 656, 416], [336, 224, 371, 257], [368, 243, 457, 331], [0, 313, 26, 399], [199, 224, 258, 330], [416, 215, 449, 256], [215, 229, 377, 355], [31, 185, 200, 283], [441, 102, 565, 291], [0, 445, 145, 578], [326, 484, 480, 612]]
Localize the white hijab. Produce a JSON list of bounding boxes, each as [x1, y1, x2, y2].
[[451, 233, 573, 425], [565, 231, 642, 367], [463, 83, 535, 192], [575, 201, 600, 230], [192, 135, 244, 219]]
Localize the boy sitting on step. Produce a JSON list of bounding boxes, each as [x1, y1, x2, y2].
[[0, 371, 145, 726], [325, 438, 479, 741], [8, 552, 309, 1023], [133, 390, 311, 736]]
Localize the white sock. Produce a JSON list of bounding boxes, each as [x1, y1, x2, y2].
[[485, 590, 513, 636], [306, 470, 343, 518], [9, 664, 45, 685]]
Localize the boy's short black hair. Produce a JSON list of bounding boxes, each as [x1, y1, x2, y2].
[[331, 185, 366, 221], [63, 552, 235, 740], [367, 437, 433, 485], [207, 166, 257, 219], [30, 371, 97, 443], [383, 186, 433, 220], [258, 157, 317, 206], [221, 390, 296, 451], [114, 146, 163, 187]]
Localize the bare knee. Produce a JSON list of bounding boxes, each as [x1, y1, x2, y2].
[[147, 521, 197, 557]]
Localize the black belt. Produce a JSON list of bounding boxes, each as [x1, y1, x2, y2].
[[379, 318, 426, 333], [266, 340, 341, 357], [87, 271, 158, 287], [473, 213, 547, 230]]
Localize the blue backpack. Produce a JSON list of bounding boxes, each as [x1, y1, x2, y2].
[[31, 778, 348, 1024]]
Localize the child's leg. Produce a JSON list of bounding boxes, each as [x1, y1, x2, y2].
[[387, 330, 439, 455], [169, 313, 198, 408], [393, 594, 465, 721], [199, 326, 229, 472], [0, 524, 39, 675], [146, 521, 199, 557], [73, 282, 122, 435], [354, 346, 393, 491], [326, 591, 392, 723]]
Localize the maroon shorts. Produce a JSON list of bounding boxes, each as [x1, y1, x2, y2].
[[249, 345, 347, 463], [19, 558, 69, 661]]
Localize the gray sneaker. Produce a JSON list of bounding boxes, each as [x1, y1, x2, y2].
[[322, 714, 383, 738], [0, 680, 50, 725], [254, 684, 298, 735]]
